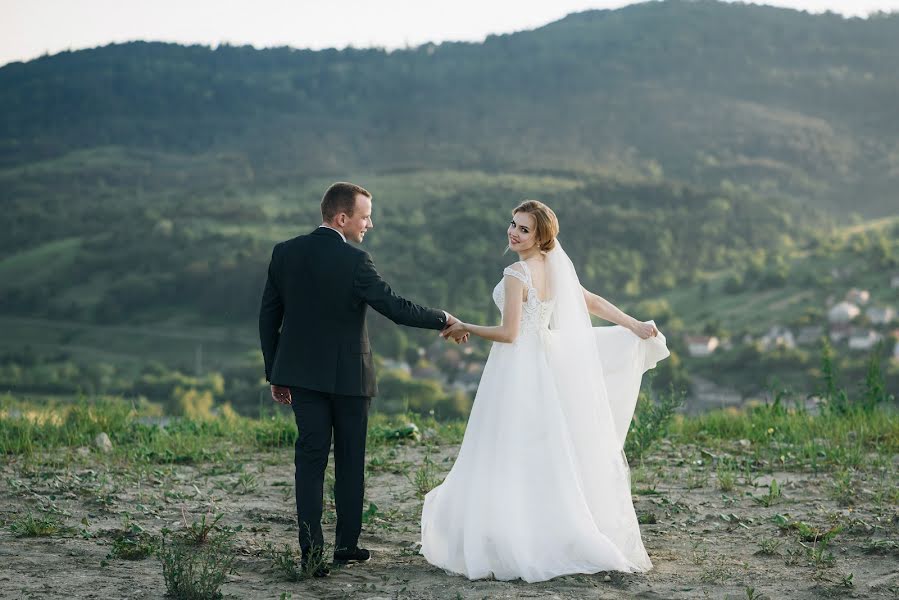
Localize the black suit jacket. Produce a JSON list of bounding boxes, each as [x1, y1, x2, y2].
[[258, 227, 447, 397]]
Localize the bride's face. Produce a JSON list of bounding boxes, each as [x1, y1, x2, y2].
[[508, 212, 538, 251]]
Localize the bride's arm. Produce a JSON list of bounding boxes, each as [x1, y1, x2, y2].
[[581, 286, 638, 329], [445, 276, 524, 344], [583, 287, 660, 338]]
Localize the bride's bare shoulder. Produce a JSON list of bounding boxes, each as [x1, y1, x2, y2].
[[524, 256, 545, 268]]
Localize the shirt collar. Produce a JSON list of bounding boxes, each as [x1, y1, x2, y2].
[[318, 224, 347, 243]]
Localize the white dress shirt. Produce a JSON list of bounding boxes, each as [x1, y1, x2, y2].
[[319, 223, 347, 242]]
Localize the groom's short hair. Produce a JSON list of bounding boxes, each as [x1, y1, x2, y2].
[[321, 182, 371, 222]]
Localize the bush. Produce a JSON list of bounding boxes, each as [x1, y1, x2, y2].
[[158, 514, 238, 600], [624, 377, 685, 461]]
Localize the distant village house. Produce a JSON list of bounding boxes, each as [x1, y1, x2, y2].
[[848, 329, 882, 351], [829, 323, 852, 343], [828, 301, 860, 324], [867, 306, 896, 325], [758, 325, 796, 351], [845, 288, 870, 305], [685, 335, 719, 357], [796, 325, 824, 346]]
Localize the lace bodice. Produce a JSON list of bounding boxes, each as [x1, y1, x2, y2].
[[492, 261, 555, 338]]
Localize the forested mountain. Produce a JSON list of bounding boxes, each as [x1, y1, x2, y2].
[[2, 0, 898, 215], [1, 1, 897, 413]]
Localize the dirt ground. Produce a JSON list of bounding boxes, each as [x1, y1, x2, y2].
[[1, 438, 897, 599]]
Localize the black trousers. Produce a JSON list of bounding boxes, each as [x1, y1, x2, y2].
[[290, 386, 370, 555]]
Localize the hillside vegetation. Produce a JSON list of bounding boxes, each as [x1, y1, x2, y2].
[[1, 0, 897, 413], [2, 1, 898, 214]]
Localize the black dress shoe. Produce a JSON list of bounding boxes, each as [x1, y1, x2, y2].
[[301, 551, 331, 577], [333, 546, 371, 564]]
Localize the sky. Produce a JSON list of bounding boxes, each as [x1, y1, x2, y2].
[[3, 0, 899, 67]]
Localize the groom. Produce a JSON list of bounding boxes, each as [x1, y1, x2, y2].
[[259, 182, 460, 576]]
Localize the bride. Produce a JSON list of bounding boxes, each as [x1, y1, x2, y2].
[[419, 200, 670, 583]]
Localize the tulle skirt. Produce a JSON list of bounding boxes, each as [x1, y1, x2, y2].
[[420, 324, 669, 583]]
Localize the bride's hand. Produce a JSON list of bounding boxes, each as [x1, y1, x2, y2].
[[630, 321, 658, 339]]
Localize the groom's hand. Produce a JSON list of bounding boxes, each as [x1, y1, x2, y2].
[[441, 321, 469, 344], [442, 312, 459, 330], [440, 312, 468, 343], [271, 384, 292, 405]]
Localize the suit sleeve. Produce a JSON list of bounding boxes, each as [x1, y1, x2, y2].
[[258, 244, 284, 382], [352, 252, 447, 330]]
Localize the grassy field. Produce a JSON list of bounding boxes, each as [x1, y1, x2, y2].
[[665, 215, 899, 334], [0, 237, 83, 288], [0, 316, 257, 375], [1, 392, 896, 599]]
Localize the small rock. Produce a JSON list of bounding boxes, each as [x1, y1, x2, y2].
[[603, 574, 612, 582], [76, 446, 91, 457], [94, 432, 113, 453], [738, 439, 751, 448]]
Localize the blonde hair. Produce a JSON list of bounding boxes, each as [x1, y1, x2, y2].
[[512, 200, 560, 251]]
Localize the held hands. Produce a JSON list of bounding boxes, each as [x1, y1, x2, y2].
[[441, 321, 470, 344], [271, 384, 292, 405], [630, 320, 659, 340], [441, 312, 469, 344]]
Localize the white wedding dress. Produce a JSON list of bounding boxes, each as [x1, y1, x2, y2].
[[420, 245, 670, 583]]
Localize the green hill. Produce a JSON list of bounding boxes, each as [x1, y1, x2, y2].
[[0, 165, 824, 327], [1, 0, 897, 411], [2, 0, 898, 215]]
